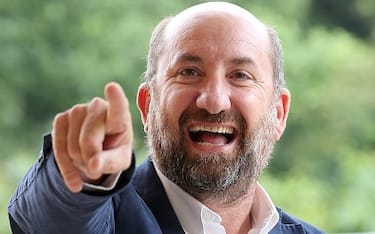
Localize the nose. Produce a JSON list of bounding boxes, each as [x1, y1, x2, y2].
[[196, 77, 231, 114]]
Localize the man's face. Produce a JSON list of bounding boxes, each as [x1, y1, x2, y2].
[[142, 12, 283, 203]]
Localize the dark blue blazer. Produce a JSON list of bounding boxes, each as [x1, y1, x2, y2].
[[9, 135, 324, 234]]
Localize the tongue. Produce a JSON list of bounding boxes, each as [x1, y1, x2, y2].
[[197, 132, 228, 145]]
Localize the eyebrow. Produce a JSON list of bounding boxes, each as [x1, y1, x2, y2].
[[229, 57, 255, 66], [174, 52, 203, 63], [171, 52, 255, 67]]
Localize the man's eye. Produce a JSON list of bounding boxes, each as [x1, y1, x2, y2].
[[229, 71, 253, 81], [178, 68, 200, 77]]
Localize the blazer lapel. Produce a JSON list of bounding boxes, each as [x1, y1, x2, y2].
[[269, 208, 312, 234], [132, 157, 184, 234]]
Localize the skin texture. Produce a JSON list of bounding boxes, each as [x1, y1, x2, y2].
[[52, 2, 290, 233]]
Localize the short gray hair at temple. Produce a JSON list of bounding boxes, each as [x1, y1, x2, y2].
[[143, 16, 286, 95]]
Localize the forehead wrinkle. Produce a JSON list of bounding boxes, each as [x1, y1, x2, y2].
[[229, 57, 255, 66], [167, 41, 261, 71], [176, 52, 203, 63]]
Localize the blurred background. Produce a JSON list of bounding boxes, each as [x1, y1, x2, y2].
[[1, 0, 374, 233]]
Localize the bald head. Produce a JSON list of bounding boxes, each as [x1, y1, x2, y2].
[[165, 2, 266, 38], [144, 2, 285, 93]]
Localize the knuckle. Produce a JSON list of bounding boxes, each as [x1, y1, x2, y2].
[[70, 104, 87, 116], [89, 97, 107, 111], [85, 98, 108, 119], [53, 112, 68, 125]]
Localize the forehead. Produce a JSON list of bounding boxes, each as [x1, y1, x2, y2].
[[163, 5, 271, 64]]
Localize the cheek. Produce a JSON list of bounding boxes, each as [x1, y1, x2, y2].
[[160, 86, 198, 124], [232, 92, 269, 127]]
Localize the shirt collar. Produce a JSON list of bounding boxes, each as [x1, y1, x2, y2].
[[155, 167, 279, 234], [249, 183, 280, 234]]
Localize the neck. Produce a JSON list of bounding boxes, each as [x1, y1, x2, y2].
[[201, 184, 257, 234]]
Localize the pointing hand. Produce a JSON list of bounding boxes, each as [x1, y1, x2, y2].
[[52, 82, 133, 192]]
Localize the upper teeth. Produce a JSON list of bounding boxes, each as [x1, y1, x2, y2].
[[189, 126, 234, 134]]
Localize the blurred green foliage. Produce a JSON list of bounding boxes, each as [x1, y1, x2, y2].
[[1, 0, 374, 233]]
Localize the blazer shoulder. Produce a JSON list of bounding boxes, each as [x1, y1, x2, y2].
[[270, 208, 325, 234]]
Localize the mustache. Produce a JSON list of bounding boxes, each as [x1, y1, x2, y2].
[[179, 107, 245, 127]]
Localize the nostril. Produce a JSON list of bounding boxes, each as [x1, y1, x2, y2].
[[196, 92, 231, 114]]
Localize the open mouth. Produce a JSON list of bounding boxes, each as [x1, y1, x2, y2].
[[189, 125, 236, 146]]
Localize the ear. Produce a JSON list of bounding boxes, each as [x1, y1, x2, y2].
[[137, 83, 151, 132], [274, 88, 291, 141]]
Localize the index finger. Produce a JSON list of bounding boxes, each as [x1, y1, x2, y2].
[[105, 82, 132, 134]]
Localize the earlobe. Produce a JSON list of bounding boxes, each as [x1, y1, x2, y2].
[[274, 88, 291, 141], [137, 83, 151, 132]]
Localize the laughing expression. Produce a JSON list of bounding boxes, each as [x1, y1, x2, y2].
[[139, 6, 284, 203]]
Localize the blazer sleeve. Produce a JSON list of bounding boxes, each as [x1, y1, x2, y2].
[[8, 134, 135, 234]]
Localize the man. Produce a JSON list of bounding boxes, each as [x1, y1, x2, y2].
[[8, 2, 323, 233]]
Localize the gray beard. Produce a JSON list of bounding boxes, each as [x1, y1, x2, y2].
[[147, 101, 277, 205]]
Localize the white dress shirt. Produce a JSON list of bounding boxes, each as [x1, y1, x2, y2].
[[156, 167, 279, 234]]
